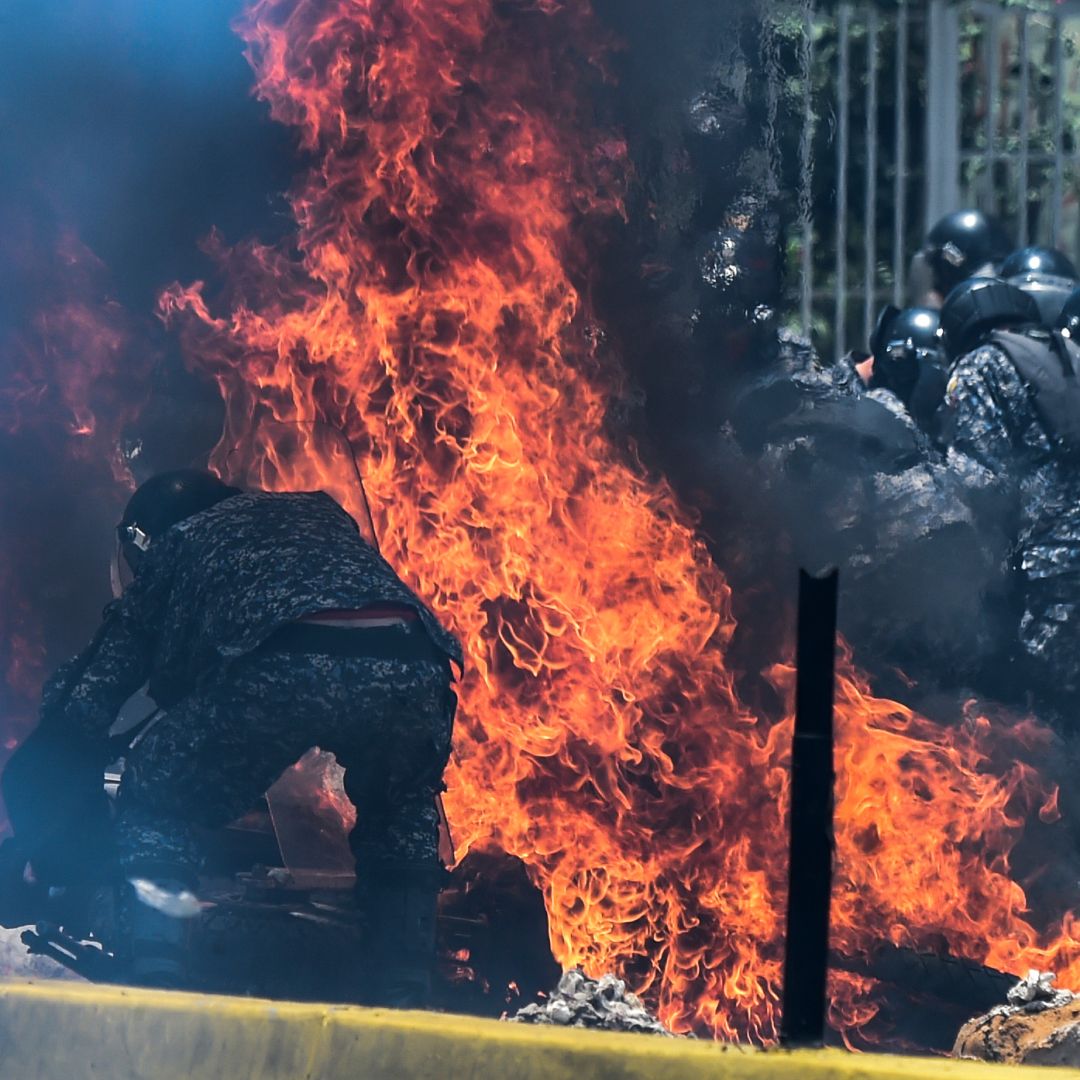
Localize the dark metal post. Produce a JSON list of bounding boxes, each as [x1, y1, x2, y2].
[[863, 6, 879, 343], [893, 0, 908, 307], [780, 568, 838, 1047]]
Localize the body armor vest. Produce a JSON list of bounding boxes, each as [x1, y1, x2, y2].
[[990, 329, 1080, 454]]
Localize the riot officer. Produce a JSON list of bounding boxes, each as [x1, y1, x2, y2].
[[731, 322, 1002, 698], [913, 209, 1010, 308], [938, 276, 1041, 365], [0, 471, 462, 1003], [941, 277, 1080, 724], [1001, 245, 1079, 328]]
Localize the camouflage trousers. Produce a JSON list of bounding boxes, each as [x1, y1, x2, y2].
[[115, 642, 454, 879], [1020, 575, 1080, 730]]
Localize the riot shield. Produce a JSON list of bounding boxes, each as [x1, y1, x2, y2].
[[263, 750, 354, 879]]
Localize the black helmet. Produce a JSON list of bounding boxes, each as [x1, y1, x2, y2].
[[868, 305, 944, 403], [923, 210, 1010, 296], [939, 277, 1041, 362], [1006, 273, 1077, 328], [1001, 248, 1078, 328], [1000, 245, 1078, 281], [119, 470, 240, 571]]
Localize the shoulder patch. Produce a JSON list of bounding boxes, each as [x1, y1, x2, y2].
[[946, 372, 961, 406]]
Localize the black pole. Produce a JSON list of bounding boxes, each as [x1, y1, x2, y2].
[[779, 568, 838, 1048]]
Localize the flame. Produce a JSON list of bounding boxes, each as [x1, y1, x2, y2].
[[156, 0, 1080, 1042], [0, 232, 143, 482]]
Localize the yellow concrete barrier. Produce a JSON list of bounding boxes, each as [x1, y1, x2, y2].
[[0, 979, 1074, 1080]]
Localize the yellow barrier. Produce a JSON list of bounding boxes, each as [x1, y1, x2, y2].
[[0, 979, 1075, 1080]]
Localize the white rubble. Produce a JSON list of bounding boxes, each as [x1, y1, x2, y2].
[[509, 969, 678, 1036]]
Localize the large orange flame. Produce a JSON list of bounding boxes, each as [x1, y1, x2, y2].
[[158, 0, 1080, 1042]]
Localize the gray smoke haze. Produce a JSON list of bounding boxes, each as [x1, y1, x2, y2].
[[2, 3, 1077, 1046], [0, 2, 306, 821]]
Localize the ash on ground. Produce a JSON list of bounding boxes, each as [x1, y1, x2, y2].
[[509, 969, 677, 1036], [1002, 969, 1075, 1013]]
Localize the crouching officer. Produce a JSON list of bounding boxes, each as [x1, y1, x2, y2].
[[941, 278, 1080, 725], [1, 470, 462, 1004]]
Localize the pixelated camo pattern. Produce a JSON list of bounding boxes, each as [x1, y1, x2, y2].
[[947, 342, 1080, 697], [734, 339, 1000, 689], [41, 491, 462, 740], [115, 650, 453, 873]]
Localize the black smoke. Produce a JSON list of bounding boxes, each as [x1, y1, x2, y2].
[[0, 0, 298, 689]]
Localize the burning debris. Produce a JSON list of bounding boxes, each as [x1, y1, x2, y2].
[[159, 0, 1072, 1043], [7, 0, 1080, 1054], [954, 970, 1080, 1066], [511, 970, 677, 1037], [1004, 969, 1075, 1010]]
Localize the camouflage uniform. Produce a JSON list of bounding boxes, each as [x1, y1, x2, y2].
[[738, 337, 980, 569], [946, 342, 1080, 718], [34, 491, 462, 879], [732, 335, 1008, 693], [117, 650, 454, 873]]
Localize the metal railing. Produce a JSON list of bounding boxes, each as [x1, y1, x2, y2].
[[794, 0, 1080, 358]]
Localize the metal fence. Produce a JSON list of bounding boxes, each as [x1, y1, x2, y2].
[[796, 0, 1080, 358]]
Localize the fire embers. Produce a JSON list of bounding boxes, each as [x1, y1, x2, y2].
[[511, 969, 676, 1036], [954, 970, 1080, 1066]]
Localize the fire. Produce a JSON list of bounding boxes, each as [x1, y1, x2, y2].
[[144, 0, 1080, 1043], [0, 232, 143, 482]]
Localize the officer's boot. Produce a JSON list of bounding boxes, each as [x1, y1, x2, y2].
[[355, 859, 442, 1009], [117, 864, 197, 990]]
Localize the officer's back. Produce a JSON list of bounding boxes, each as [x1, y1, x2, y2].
[[120, 489, 461, 706], [942, 277, 1080, 712]]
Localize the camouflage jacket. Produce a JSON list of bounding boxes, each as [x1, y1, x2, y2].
[[737, 345, 969, 558], [731, 336, 1007, 688], [40, 491, 463, 740], [945, 341, 1080, 583]]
